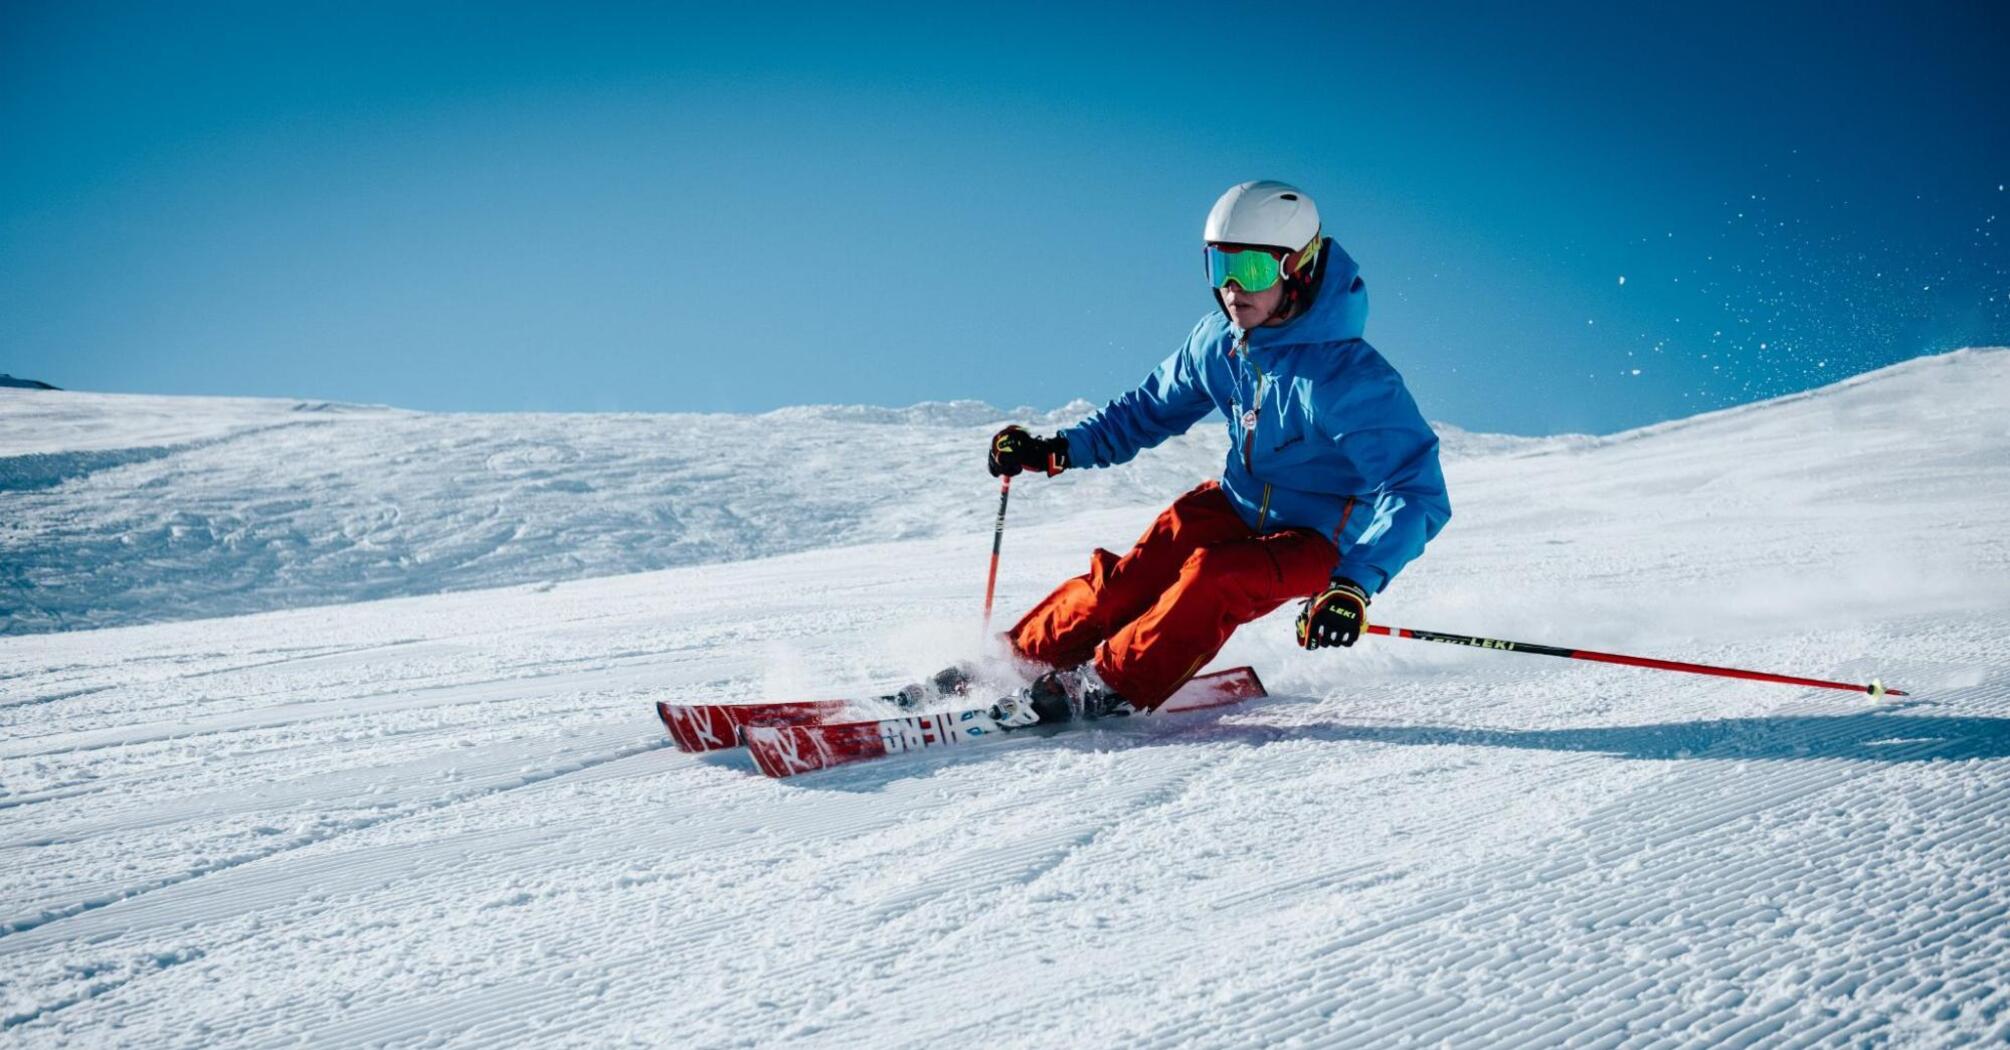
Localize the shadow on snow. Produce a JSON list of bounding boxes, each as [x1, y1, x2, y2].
[[765, 700, 2010, 791], [1215, 705, 2010, 764]]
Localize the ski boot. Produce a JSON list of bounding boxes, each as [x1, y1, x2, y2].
[[989, 667, 1136, 729], [883, 662, 980, 710]]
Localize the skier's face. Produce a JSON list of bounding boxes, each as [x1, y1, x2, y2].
[[1218, 278, 1287, 330]]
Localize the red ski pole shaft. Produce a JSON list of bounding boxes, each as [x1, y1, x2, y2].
[[980, 476, 1011, 636], [1365, 624, 1905, 698]]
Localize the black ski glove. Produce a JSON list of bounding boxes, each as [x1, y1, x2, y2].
[[1296, 579, 1369, 649], [988, 425, 1070, 478]]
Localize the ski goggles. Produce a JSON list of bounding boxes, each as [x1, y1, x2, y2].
[[1204, 244, 1291, 292]]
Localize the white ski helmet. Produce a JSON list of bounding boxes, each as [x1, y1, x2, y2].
[[1205, 180, 1321, 253]]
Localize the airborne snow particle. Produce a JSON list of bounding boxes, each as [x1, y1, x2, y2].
[[1618, 276, 1627, 286], [1631, 369, 1642, 376]]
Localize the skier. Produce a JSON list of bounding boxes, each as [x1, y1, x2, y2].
[[986, 180, 1452, 726]]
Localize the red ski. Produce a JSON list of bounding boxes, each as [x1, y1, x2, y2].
[[656, 698, 858, 753], [743, 666, 1266, 779], [655, 665, 984, 753]]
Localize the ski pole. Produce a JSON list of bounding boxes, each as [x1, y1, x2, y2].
[[1365, 624, 1904, 698], [980, 475, 1011, 636]]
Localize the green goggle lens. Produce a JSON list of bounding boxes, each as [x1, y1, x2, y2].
[[1204, 245, 1286, 292]]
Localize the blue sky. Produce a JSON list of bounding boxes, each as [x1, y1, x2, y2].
[[4, 2, 2006, 435]]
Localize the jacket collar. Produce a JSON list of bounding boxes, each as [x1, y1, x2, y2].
[[1227, 238, 1368, 354]]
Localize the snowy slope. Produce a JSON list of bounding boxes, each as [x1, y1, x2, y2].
[[2, 348, 2008, 1047], [1, 390, 1558, 635]]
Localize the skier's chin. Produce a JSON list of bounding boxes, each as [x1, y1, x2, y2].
[[1225, 304, 1266, 328]]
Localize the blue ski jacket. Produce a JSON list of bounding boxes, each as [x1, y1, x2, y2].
[[1059, 240, 1451, 596]]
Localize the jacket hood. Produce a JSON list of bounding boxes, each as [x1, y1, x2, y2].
[[1233, 237, 1368, 350]]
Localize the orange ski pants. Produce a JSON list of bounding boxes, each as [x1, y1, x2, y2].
[[1008, 481, 1339, 709]]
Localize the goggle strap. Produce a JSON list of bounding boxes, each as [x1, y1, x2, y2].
[[1292, 232, 1322, 275]]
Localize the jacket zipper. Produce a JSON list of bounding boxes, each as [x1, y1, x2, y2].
[[1238, 336, 1276, 532]]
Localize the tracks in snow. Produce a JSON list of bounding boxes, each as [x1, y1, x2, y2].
[[2, 562, 2006, 1046]]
